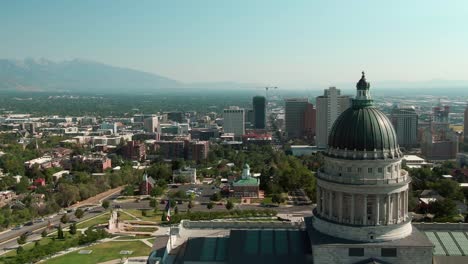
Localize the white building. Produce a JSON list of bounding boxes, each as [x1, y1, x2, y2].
[[144, 116, 159, 133], [315, 86, 351, 148], [311, 72, 432, 264], [223, 106, 245, 137]]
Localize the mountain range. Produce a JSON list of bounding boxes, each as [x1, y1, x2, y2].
[[0, 58, 467, 94], [0, 58, 258, 93]]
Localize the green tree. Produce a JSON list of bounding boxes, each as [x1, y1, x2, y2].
[[429, 199, 457, 218], [55, 183, 80, 207], [102, 200, 110, 209], [41, 229, 47, 238], [17, 232, 28, 245], [57, 225, 64, 239], [122, 185, 134, 196], [271, 193, 285, 205], [69, 223, 77, 235], [74, 208, 84, 219], [207, 202, 214, 210], [210, 192, 221, 201], [16, 246, 24, 255], [150, 186, 164, 197], [60, 213, 69, 224], [225, 200, 234, 210], [187, 200, 194, 210], [149, 198, 158, 212]]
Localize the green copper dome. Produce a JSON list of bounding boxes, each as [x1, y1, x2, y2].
[[327, 72, 400, 154], [328, 107, 399, 151]]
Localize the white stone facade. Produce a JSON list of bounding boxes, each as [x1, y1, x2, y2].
[[314, 154, 412, 242]]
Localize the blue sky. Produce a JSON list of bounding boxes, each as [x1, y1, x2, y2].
[[1, 0, 467, 87]]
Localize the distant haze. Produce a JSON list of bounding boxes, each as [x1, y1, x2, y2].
[[1, 1, 468, 87], [0, 58, 468, 95]]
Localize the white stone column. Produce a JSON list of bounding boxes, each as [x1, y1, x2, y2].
[[386, 194, 391, 225], [363, 194, 368, 225], [397, 192, 401, 223], [328, 191, 333, 219], [375, 195, 380, 225], [404, 190, 408, 220], [351, 194, 355, 224], [338, 192, 343, 223]]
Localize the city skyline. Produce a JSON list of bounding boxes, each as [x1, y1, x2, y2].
[[1, 1, 468, 88]]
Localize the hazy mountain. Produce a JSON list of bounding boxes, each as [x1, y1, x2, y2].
[[0, 58, 183, 93], [1, 58, 467, 95]]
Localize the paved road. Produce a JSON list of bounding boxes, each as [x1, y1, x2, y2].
[[0, 207, 105, 254]]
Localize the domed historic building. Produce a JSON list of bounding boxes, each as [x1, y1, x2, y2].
[[309, 73, 433, 264]]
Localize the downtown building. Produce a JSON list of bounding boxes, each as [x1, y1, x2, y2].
[[143, 115, 159, 133], [315, 87, 351, 148], [223, 106, 245, 137], [252, 96, 266, 129], [284, 98, 316, 142], [421, 104, 459, 160], [464, 105, 468, 147], [391, 106, 418, 148]]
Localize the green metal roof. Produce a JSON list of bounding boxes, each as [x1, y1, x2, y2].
[[328, 106, 398, 151], [425, 231, 468, 256], [233, 177, 259, 186]]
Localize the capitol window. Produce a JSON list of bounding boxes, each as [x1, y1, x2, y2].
[[378, 168, 383, 173], [381, 248, 397, 257], [368, 168, 372, 173], [347, 167, 352, 172], [357, 168, 362, 173], [349, 248, 364, 257], [387, 166, 391, 173]]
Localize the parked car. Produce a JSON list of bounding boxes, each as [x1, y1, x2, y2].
[[12, 225, 22, 230]]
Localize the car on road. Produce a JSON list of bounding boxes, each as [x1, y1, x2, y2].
[[25, 221, 34, 226], [23, 231, 32, 237], [12, 225, 23, 230], [113, 204, 121, 209]]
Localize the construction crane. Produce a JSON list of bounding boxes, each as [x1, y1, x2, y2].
[[264, 86, 278, 100]]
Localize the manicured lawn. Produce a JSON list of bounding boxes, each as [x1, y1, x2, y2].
[[43, 240, 152, 264], [122, 209, 162, 222], [118, 211, 137, 221], [0, 235, 72, 259], [76, 213, 110, 228]]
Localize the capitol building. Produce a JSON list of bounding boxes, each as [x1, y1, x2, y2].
[[310, 72, 433, 264]]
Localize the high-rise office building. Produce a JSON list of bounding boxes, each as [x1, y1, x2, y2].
[[284, 98, 309, 139], [303, 103, 316, 142], [223, 106, 245, 137], [144, 116, 159, 133], [464, 105, 468, 145], [391, 106, 418, 148], [315, 87, 351, 148], [252, 96, 266, 129]]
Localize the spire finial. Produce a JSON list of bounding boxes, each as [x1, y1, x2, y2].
[[361, 71, 365, 78]]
